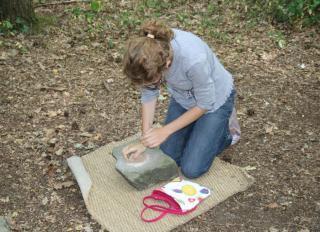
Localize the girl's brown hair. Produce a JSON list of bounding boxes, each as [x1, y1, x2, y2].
[[123, 20, 173, 85]]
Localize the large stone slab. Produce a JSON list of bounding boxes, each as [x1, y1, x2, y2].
[[112, 139, 179, 190]]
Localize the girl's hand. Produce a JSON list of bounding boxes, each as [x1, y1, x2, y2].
[[141, 127, 171, 148], [122, 143, 146, 161]]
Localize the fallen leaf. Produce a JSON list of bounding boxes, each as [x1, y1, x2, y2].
[[53, 181, 74, 190], [63, 91, 70, 97], [48, 138, 58, 146], [261, 52, 276, 61], [93, 133, 102, 141], [76, 45, 88, 52], [91, 42, 101, 48], [83, 224, 93, 232], [56, 125, 66, 130], [266, 125, 273, 134], [44, 128, 55, 138], [74, 143, 84, 149], [86, 142, 96, 150], [45, 215, 56, 223], [52, 69, 59, 75], [0, 52, 9, 60], [14, 139, 24, 145], [46, 164, 56, 177], [50, 191, 62, 204], [42, 197, 49, 205], [299, 229, 310, 232], [55, 148, 64, 156], [265, 123, 278, 135], [269, 226, 279, 232], [266, 202, 280, 209], [79, 132, 93, 138], [75, 225, 83, 231], [47, 111, 58, 118], [0, 196, 10, 203], [278, 39, 286, 48], [8, 49, 19, 57], [299, 63, 306, 69], [38, 62, 45, 70], [34, 107, 42, 114], [237, 108, 246, 116], [11, 212, 18, 217], [244, 165, 257, 171]]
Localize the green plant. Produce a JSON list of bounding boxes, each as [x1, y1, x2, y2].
[[0, 20, 14, 34], [15, 17, 30, 33], [197, 3, 221, 36], [68, 1, 105, 37], [30, 15, 57, 34], [142, 0, 170, 11], [0, 17, 31, 35], [90, 0, 103, 12], [244, 0, 320, 26], [71, 7, 85, 18], [136, 0, 172, 19], [207, 3, 216, 15], [15, 41, 28, 53], [107, 38, 114, 49], [200, 17, 217, 29], [268, 30, 286, 48], [177, 12, 189, 25], [211, 30, 230, 42], [85, 11, 96, 24], [119, 10, 141, 29], [288, 0, 320, 25]]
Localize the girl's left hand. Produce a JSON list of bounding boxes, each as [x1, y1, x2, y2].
[[141, 127, 171, 148]]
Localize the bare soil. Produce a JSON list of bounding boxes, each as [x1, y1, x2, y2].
[[0, 1, 319, 231]]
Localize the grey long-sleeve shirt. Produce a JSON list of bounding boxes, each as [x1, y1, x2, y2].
[[141, 29, 234, 113]]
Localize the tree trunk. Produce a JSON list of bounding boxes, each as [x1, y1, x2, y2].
[[0, 0, 36, 23]]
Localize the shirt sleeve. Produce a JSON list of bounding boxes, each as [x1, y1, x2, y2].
[[187, 60, 216, 110], [141, 87, 160, 103]]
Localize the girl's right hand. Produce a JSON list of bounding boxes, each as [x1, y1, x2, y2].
[[122, 143, 146, 161]]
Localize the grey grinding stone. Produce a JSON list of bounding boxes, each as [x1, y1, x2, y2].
[[112, 139, 179, 190], [0, 217, 10, 232]]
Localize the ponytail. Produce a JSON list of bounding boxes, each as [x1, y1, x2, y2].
[[140, 20, 173, 42]]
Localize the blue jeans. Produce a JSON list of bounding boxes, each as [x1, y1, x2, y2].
[[160, 90, 235, 179]]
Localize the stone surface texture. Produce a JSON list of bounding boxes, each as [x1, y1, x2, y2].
[[112, 139, 179, 190]]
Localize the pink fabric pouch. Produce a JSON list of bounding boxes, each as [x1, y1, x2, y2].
[[141, 177, 211, 222]]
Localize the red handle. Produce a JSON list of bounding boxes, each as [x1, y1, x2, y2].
[[143, 196, 182, 214], [140, 206, 168, 222], [141, 195, 197, 222]]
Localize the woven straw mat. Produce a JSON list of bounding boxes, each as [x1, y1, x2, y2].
[[69, 134, 254, 232]]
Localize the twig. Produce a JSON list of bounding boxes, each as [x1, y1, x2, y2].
[[35, 0, 90, 8], [102, 81, 110, 92], [38, 86, 66, 92]]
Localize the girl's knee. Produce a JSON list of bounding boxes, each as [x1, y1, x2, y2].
[[181, 164, 206, 179]]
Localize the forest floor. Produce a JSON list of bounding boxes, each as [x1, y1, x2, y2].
[[0, 1, 319, 231]]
